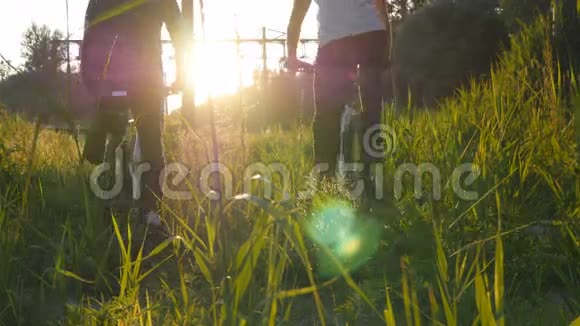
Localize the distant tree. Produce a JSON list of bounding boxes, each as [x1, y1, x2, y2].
[[0, 24, 74, 121], [389, 0, 429, 20], [0, 70, 95, 120], [499, 0, 552, 32], [0, 61, 8, 81], [20, 23, 66, 74], [392, 0, 509, 108]]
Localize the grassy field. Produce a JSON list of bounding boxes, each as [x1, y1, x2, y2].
[[0, 19, 578, 325]]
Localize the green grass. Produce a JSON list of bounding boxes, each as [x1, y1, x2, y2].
[[0, 18, 578, 325]]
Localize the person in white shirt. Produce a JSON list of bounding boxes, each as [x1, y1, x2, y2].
[[287, 0, 390, 189]]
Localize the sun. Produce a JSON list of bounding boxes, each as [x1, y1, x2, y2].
[[178, 0, 263, 105], [187, 42, 255, 105], [166, 0, 315, 109]]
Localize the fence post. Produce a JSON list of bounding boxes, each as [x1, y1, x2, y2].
[[182, 0, 195, 112], [262, 27, 268, 74], [163, 72, 168, 115]]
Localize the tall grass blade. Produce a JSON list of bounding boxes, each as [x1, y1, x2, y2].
[[384, 279, 397, 326]]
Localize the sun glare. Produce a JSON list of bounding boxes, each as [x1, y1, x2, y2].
[[159, 0, 317, 110], [187, 42, 255, 104]]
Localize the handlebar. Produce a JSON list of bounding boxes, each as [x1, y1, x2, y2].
[[279, 57, 315, 75], [279, 57, 362, 83]]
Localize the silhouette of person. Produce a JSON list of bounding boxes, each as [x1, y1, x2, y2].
[[81, 0, 186, 227]]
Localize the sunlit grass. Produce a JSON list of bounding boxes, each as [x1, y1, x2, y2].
[[0, 17, 578, 325]]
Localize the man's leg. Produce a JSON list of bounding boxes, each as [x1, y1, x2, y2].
[[357, 31, 388, 199], [101, 96, 130, 166], [313, 41, 356, 179], [95, 96, 131, 203], [83, 98, 109, 165], [129, 88, 165, 215]]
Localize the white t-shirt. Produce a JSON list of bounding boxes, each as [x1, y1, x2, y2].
[[314, 0, 385, 47]]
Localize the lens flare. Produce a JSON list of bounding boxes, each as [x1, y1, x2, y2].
[[339, 236, 361, 257], [305, 199, 381, 279]]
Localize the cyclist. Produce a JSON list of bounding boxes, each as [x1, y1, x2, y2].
[[286, 0, 390, 197], [81, 0, 186, 229]]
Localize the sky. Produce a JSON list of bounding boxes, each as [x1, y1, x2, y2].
[[0, 0, 318, 66], [0, 0, 319, 109]]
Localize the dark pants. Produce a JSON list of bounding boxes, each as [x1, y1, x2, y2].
[[84, 87, 165, 212], [129, 88, 165, 212], [313, 30, 388, 179], [84, 97, 130, 166]]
